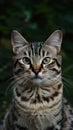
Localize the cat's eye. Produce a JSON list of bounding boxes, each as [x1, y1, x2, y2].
[[18, 58, 31, 65], [23, 57, 31, 65], [42, 57, 50, 64]]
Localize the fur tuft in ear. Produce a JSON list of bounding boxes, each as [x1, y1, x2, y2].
[[44, 30, 63, 53], [11, 30, 28, 53]]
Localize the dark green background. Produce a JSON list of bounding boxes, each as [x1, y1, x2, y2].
[[0, 0, 73, 118]]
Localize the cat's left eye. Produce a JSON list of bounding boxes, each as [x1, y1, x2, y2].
[[42, 57, 50, 64]]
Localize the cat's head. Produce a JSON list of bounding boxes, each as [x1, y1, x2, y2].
[[11, 30, 62, 86]]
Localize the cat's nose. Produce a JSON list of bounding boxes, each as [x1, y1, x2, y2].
[[32, 67, 41, 75], [31, 64, 41, 75], [33, 69, 40, 75]]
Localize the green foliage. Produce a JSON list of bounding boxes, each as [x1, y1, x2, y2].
[[0, 0, 73, 40], [0, 0, 73, 117]]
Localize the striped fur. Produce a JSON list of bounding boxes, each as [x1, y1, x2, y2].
[[3, 30, 73, 130]]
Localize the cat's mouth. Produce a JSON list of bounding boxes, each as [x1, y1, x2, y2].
[[31, 75, 43, 83], [32, 75, 42, 79]]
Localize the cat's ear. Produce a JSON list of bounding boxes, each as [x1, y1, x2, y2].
[[44, 30, 62, 53], [11, 30, 28, 53]]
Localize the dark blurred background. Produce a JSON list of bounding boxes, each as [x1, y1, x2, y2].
[[0, 0, 73, 118]]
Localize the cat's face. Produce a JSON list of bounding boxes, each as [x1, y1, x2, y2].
[[11, 30, 62, 86]]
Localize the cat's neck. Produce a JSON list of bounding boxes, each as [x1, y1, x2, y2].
[[13, 80, 63, 112]]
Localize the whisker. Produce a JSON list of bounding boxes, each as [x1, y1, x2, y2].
[[6, 75, 15, 82], [5, 76, 24, 96], [62, 74, 73, 79], [62, 77, 73, 88], [5, 74, 30, 96], [63, 84, 70, 95], [5, 81, 17, 96]]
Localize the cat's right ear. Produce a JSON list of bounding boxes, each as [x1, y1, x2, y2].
[[11, 30, 28, 53]]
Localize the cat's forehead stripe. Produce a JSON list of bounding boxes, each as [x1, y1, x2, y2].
[[30, 42, 43, 55]]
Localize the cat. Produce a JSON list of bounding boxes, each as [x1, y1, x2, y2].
[[2, 30, 73, 130]]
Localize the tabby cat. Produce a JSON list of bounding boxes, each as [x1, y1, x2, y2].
[[3, 30, 73, 130]]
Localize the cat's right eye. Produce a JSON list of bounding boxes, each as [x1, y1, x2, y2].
[[23, 57, 31, 65], [18, 57, 31, 65]]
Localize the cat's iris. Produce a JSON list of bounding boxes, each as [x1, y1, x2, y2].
[[42, 57, 50, 64], [23, 57, 31, 65]]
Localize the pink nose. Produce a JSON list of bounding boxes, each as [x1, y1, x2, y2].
[[31, 64, 41, 75], [34, 69, 39, 74]]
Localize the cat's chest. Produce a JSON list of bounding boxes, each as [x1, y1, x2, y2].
[[14, 84, 62, 111], [13, 84, 62, 130], [14, 106, 58, 130], [13, 92, 62, 130]]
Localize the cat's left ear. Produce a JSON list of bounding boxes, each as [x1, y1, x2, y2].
[[44, 30, 63, 53], [11, 30, 28, 53]]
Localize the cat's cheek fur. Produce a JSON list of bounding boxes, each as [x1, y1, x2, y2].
[[24, 64, 30, 69]]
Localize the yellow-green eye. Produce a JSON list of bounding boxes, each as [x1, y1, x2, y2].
[[42, 57, 50, 64], [23, 57, 31, 64]]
